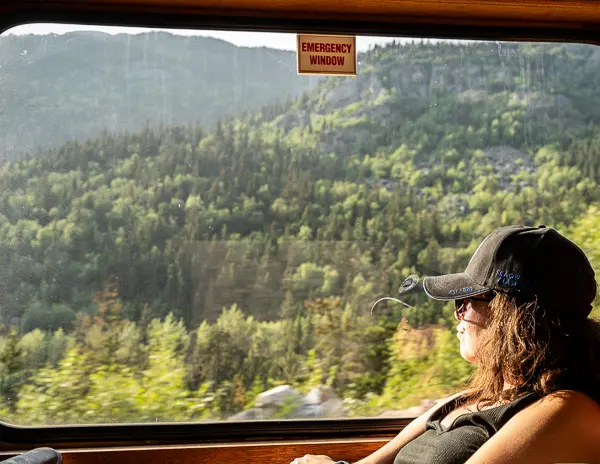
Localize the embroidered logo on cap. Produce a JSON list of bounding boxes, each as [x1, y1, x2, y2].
[[496, 270, 521, 288], [449, 287, 474, 296]]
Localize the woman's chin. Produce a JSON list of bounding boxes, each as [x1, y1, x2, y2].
[[460, 345, 477, 364]]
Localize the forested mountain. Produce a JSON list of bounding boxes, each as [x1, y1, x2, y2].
[[0, 31, 318, 159], [0, 39, 600, 424]]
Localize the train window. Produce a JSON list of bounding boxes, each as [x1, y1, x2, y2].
[[0, 23, 598, 426]]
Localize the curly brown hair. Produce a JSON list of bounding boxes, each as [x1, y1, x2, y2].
[[461, 289, 600, 408]]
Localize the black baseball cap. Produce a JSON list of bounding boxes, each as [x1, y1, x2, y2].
[[423, 225, 597, 317]]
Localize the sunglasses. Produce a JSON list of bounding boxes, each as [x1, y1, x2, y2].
[[454, 294, 495, 320]]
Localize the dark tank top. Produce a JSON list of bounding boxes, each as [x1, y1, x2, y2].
[[394, 392, 541, 464]]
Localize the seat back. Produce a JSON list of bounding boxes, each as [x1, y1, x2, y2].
[[0, 448, 62, 464]]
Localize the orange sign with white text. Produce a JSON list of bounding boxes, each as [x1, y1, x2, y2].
[[297, 34, 357, 76]]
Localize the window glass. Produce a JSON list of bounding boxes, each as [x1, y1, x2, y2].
[[0, 24, 598, 425]]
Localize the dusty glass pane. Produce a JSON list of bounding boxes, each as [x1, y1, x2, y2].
[[0, 24, 598, 425]]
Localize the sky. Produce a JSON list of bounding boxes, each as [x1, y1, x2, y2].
[[5, 23, 400, 52]]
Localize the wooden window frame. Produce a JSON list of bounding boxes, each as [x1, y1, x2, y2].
[[0, 0, 599, 450]]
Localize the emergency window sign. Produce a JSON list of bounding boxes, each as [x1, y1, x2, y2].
[[297, 34, 357, 76]]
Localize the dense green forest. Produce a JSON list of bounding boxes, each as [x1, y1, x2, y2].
[[0, 31, 318, 159], [0, 38, 600, 425]]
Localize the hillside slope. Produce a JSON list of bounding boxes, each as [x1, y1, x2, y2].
[[0, 31, 318, 158], [1, 41, 600, 329]]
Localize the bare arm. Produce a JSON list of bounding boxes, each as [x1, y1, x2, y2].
[[354, 391, 466, 464], [465, 390, 600, 464]]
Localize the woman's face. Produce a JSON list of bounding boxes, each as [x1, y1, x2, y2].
[[455, 297, 492, 363]]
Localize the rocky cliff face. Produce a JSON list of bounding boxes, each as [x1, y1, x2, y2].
[[228, 384, 440, 420], [228, 385, 345, 420]]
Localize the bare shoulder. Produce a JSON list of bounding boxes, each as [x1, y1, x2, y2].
[[506, 390, 600, 446], [538, 389, 599, 405], [466, 390, 600, 464], [528, 389, 600, 423]]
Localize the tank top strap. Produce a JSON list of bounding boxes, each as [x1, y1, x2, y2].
[[482, 392, 541, 431], [427, 391, 541, 434]]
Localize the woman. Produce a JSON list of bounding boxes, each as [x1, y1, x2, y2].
[[291, 225, 600, 464]]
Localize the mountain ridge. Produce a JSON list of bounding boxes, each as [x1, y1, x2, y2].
[[1, 39, 599, 329], [0, 31, 319, 159]]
